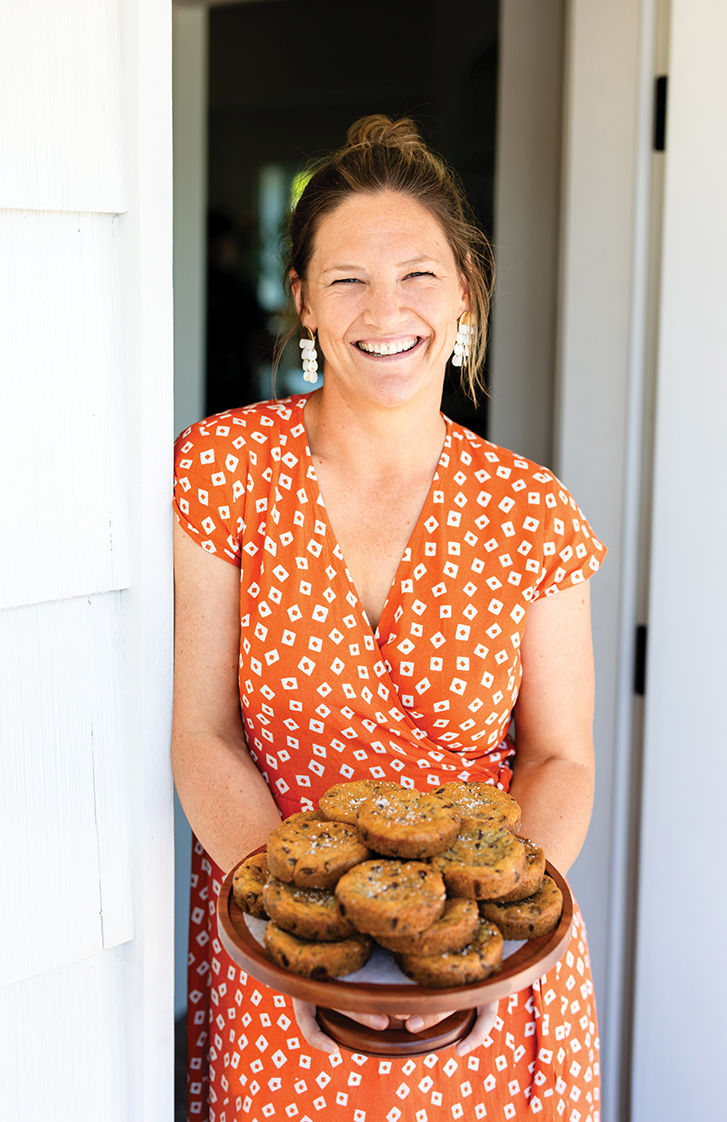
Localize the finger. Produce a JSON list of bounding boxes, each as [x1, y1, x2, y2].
[[291, 999, 339, 1054], [455, 1000, 499, 1056], [332, 1007, 390, 1032], [405, 1010, 456, 1034]]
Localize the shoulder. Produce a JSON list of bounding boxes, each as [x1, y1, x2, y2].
[[175, 395, 308, 462], [445, 420, 607, 591], [445, 420, 558, 494], [172, 397, 310, 565], [175, 394, 309, 468]]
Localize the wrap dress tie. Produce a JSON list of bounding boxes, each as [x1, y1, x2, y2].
[[174, 395, 606, 1122]]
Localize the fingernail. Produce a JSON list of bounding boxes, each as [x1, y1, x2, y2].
[[408, 1017, 424, 1032], [456, 1043, 470, 1056], [371, 1015, 388, 1030], [324, 1042, 340, 1054]]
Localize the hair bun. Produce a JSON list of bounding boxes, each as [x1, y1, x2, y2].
[[345, 114, 423, 152]]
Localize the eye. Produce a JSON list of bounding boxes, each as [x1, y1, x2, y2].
[[331, 277, 362, 285], [404, 271, 435, 280]]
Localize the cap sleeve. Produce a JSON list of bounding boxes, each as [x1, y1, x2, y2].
[[531, 474, 607, 600], [173, 417, 248, 567]]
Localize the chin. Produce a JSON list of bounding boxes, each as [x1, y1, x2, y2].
[[352, 365, 443, 411]]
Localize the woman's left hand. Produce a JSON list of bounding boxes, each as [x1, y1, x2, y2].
[[455, 1001, 499, 1056]]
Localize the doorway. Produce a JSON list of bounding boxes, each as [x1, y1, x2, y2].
[[205, 0, 499, 434]]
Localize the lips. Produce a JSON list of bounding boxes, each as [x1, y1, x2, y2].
[[355, 337, 420, 356]]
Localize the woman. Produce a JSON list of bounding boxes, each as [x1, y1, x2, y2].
[[174, 116, 605, 1122]]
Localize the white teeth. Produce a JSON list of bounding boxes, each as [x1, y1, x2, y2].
[[358, 338, 418, 355]]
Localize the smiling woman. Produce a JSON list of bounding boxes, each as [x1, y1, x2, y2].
[[173, 116, 606, 1122]]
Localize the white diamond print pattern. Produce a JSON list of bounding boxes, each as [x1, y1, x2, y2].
[[175, 397, 605, 1120]]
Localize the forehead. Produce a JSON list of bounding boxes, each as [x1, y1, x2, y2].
[[310, 190, 455, 267]]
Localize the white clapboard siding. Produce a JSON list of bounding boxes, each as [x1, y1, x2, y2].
[[0, 947, 128, 1119], [0, 0, 174, 1116], [0, 0, 125, 213], [0, 209, 130, 610], [0, 592, 133, 988]]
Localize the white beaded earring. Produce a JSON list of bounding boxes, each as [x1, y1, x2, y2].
[[451, 312, 473, 368], [299, 328, 319, 383]]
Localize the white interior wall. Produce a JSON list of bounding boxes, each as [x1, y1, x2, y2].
[[556, 3, 659, 1119], [492, 8, 658, 1119], [489, 0, 565, 468], [631, 3, 727, 1117]]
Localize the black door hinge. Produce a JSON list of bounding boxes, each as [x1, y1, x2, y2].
[[634, 624, 648, 696], [654, 76, 668, 151]]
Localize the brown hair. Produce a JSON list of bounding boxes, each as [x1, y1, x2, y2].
[[277, 115, 495, 402]]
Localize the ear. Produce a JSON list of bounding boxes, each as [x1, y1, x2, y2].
[[458, 259, 471, 316], [290, 271, 315, 331]]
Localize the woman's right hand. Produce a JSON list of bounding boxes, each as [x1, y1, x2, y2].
[[292, 999, 384, 1054]]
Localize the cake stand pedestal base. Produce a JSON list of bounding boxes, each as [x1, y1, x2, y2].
[[315, 1006, 476, 1057]]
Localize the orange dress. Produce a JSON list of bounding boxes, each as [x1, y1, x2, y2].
[[174, 396, 606, 1122]]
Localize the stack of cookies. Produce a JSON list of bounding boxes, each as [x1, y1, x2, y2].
[[231, 780, 563, 988]]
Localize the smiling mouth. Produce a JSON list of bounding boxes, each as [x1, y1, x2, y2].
[[355, 337, 420, 356]]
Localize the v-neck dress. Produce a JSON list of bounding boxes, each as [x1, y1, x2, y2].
[[174, 395, 607, 1122]]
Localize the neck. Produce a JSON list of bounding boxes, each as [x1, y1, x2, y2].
[[303, 381, 447, 478]]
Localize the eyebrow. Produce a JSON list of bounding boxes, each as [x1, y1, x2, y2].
[[322, 256, 440, 276]]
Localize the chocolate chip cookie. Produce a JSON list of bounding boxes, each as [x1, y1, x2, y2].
[[434, 826, 527, 899], [264, 922, 372, 979], [318, 780, 399, 826], [266, 819, 370, 890], [480, 874, 563, 939], [262, 876, 356, 942], [374, 898, 479, 956], [335, 859, 446, 937], [231, 850, 269, 918], [356, 787, 461, 859], [434, 781, 521, 833], [396, 918, 504, 988]]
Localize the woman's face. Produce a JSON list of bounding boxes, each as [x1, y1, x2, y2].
[[293, 190, 468, 411]]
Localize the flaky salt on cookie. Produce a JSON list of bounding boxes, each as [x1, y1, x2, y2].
[[283, 810, 326, 826], [434, 826, 527, 899], [356, 787, 461, 859], [434, 781, 521, 833], [335, 859, 446, 937], [262, 876, 356, 942], [318, 779, 399, 826]]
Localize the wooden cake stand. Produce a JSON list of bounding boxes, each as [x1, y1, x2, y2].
[[217, 849, 573, 1057]]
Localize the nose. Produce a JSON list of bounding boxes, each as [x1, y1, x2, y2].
[[365, 280, 404, 329]]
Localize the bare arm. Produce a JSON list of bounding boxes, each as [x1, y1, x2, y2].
[[172, 520, 282, 873], [508, 582, 595, 875]]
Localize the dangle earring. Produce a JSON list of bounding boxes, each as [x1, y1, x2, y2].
[[451, 312, 473, 368], [299, 328, 319, 383]]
